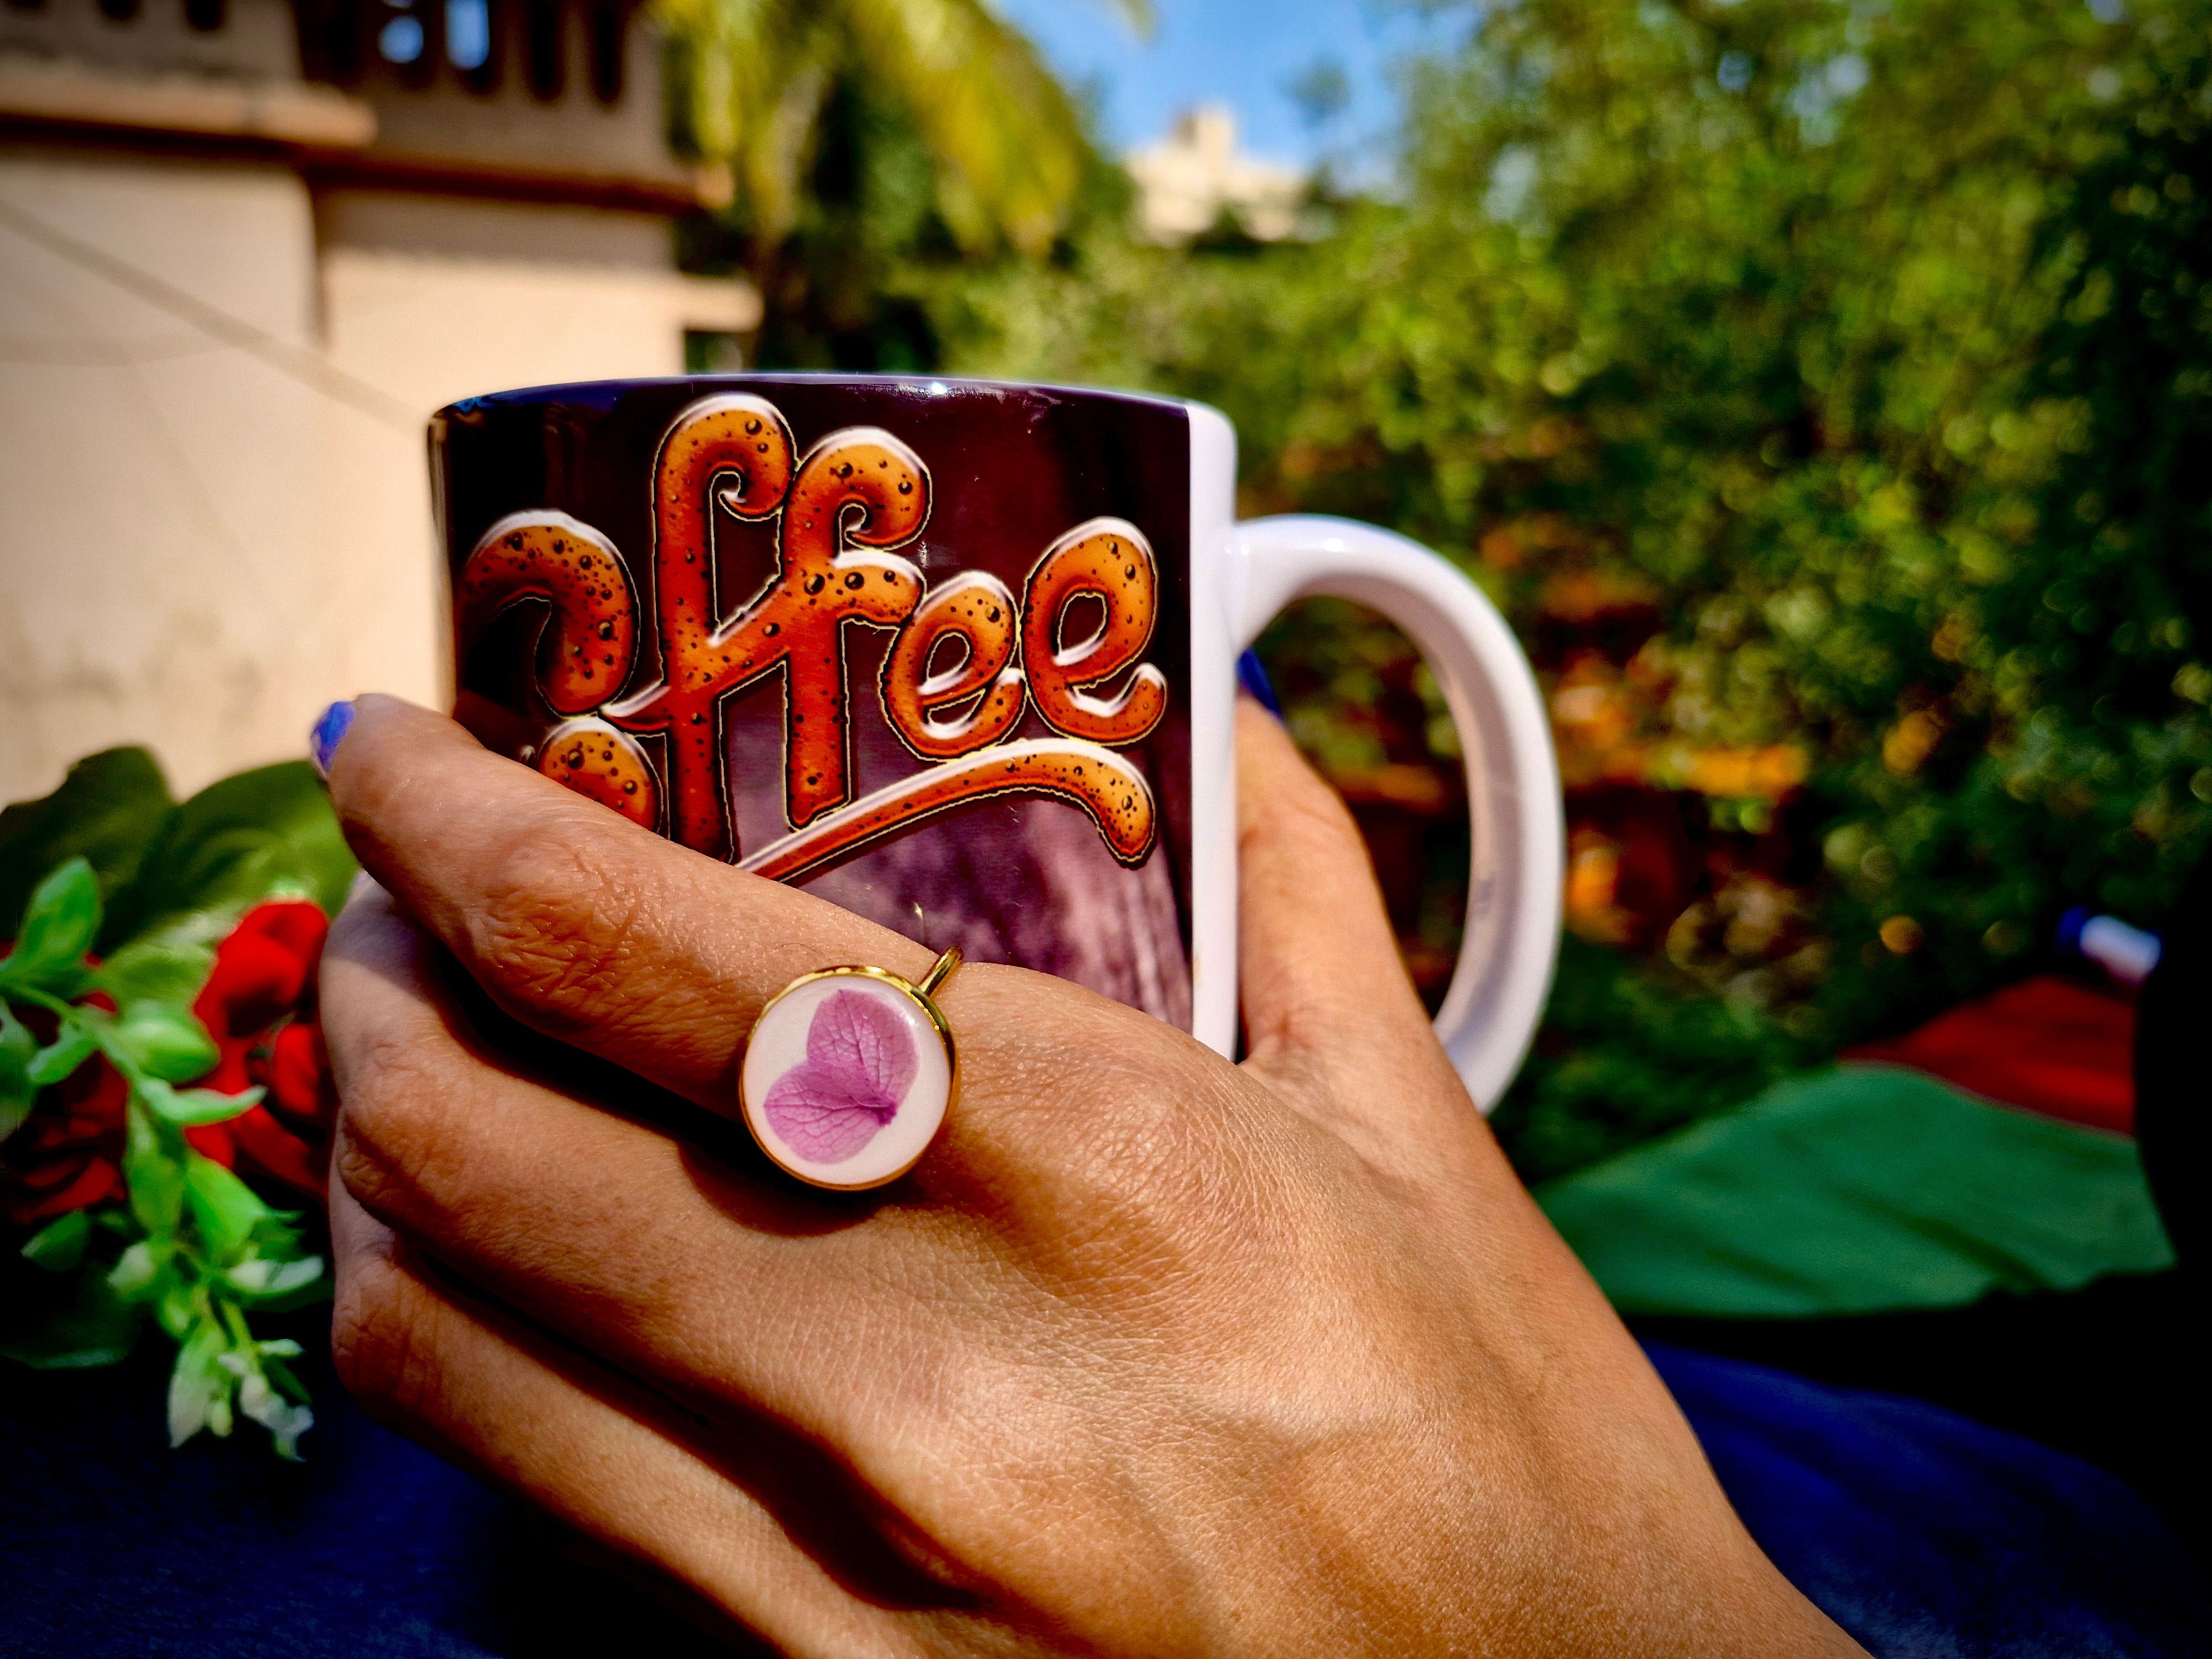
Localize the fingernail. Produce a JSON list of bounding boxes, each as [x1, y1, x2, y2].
[[1235, 650, 1282, 718], [309, 700, 356, 781]]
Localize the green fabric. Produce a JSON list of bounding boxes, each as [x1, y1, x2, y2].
[[1535, 1065, 2174, 1319]]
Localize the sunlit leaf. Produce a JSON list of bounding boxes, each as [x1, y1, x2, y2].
[[661, 0, 1096, 254], [124, 1101, 186, 1237], [96, 940, 216, 1010], [108, 1005, 221, 1083], [26, 1026, 98, 1088], [168, 1316, 232, 1446], [182, 1153, 270, 1261], [3, 858, 101, 987], [100, 762, 356, 953], [225, 1255, 327, 1308]]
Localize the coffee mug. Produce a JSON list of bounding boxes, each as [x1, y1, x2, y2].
[[432, 375, 1561, 1109]]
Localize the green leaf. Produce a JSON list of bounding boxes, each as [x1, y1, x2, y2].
[[225, 1349, 313, 1459], [225, 1254, 327, 1308], [0, 749, 174, 945], [123, 1101, 185, 1237], [3, 858, 102, 987], [108, 1005, 220, 1083], [100, 762, 356, 953], [26, 1025, 98, 1088], [107, 1238, 164, 1300], [183, 1152, 269, 1260], [95, 939, 215, 1010], [0, 1260, 143, 1370], [0, 1005, 35, 1142], [22, 1208, 90, 1271], [262, 1348, 311, 1405], [168, 1316, 233, 1446], [155, 1282, 196, 1340], [1538, 1068, 2177, 1320], [142, 1079, 262, 1128]]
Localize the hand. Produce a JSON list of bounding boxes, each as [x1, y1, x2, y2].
[[319, 694, 1861, 1657]]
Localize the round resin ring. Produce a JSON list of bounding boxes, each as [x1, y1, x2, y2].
[[739, 948, 961, 1190]]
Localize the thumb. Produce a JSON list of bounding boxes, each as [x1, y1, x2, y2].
[[1234, 698, 1457, 1131]]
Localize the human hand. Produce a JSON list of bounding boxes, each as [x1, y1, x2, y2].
[[320, 694, 1861, 1657]]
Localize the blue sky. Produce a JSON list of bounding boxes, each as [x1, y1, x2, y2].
[[993, 0, 1461, 170]]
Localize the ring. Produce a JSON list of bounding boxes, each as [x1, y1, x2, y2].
[[739, 946, 962, 1190]]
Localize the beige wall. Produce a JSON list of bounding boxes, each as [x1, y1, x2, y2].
[[0, 148, 363, 804], [0, 148, 755, 804]]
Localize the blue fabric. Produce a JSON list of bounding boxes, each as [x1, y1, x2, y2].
[[4, 1329, 2205, 1655], [0, 1331, 726, 1658], [1647, 1341, 2211, 1657]]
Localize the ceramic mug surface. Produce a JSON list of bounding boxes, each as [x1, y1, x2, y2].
[[432, 374, 1561, 1105]]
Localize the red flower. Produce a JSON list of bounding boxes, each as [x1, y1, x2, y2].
[[187, 901, 336, 1201], [3, 899, 338, 1224], [1, 943, 125, 1225], [1, 1047, 126, 1225]]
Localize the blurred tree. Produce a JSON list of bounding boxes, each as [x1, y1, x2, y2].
[[1287, 56, 1352, 135], [662, 0, 1148, 364], [900, 0, 2212, 1176]]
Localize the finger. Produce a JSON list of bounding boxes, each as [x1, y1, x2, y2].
[[324, 875, 969, 1446], [325, 695, 938, 1112], [1234, 699, 1469, 1140], [322, 825, 1318, 1602], [326, 697, 1240, 1223], [326, 1177, 937, 1659]]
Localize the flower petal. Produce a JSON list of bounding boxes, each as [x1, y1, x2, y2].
[[806, 989, 919, 1102]]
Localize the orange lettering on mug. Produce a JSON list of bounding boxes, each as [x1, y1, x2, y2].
[[455, 512, 639, 717], [1021, 518, 1168, 746], [456, 395, 1167, 878], [880, 572, 1027, 759], [606, 406, 927, 854]]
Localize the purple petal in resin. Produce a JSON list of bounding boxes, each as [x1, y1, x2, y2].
[[763, 989, 918, 1164]]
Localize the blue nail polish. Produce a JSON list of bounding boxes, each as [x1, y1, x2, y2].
[[1235, 650, 1282, 717], [309, 700, 357, 781]]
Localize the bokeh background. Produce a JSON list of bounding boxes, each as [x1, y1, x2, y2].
[[6, 0, 2208, 1182]]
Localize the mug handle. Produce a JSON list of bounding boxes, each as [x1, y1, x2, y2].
[[1231, 515, 1563, 1113]]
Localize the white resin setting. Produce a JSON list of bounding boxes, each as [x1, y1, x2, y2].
[[739, 971, 953, 1189]]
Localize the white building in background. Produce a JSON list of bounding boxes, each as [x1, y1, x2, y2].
[[0, 0, 755, 801], [1123, 105, 1306, 245]]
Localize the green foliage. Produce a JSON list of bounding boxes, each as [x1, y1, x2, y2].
[[662, 0, 1155, 369], [1, 859, 101, 993], [661, 0, 1103, 255], [1, 749, 356, 958], [1, 755, 347, 1454], [0, 1259, 140, 1370], [897, 0, 2212, 1174], [1491, 938, 1813, 1185], [0, 748, 172, 935], [99, 760, 357, 952], [0, 1005, 34, 1142], [21, 1207, 89, 1272]]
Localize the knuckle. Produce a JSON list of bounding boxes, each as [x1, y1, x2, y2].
[[331, 1034, 472, 1220], [330, 1240, 440, 1423], [978, 1000, 1217, 1206], [468, 817, 645, 1039], [329, 1113, 405, 1219]]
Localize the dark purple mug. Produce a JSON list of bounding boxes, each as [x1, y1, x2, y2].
[[432, 374, 1559, 1105]]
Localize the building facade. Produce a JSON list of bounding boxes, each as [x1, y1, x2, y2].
[[1, 0, 755, 800], [1123, 105, 1307, 246]]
